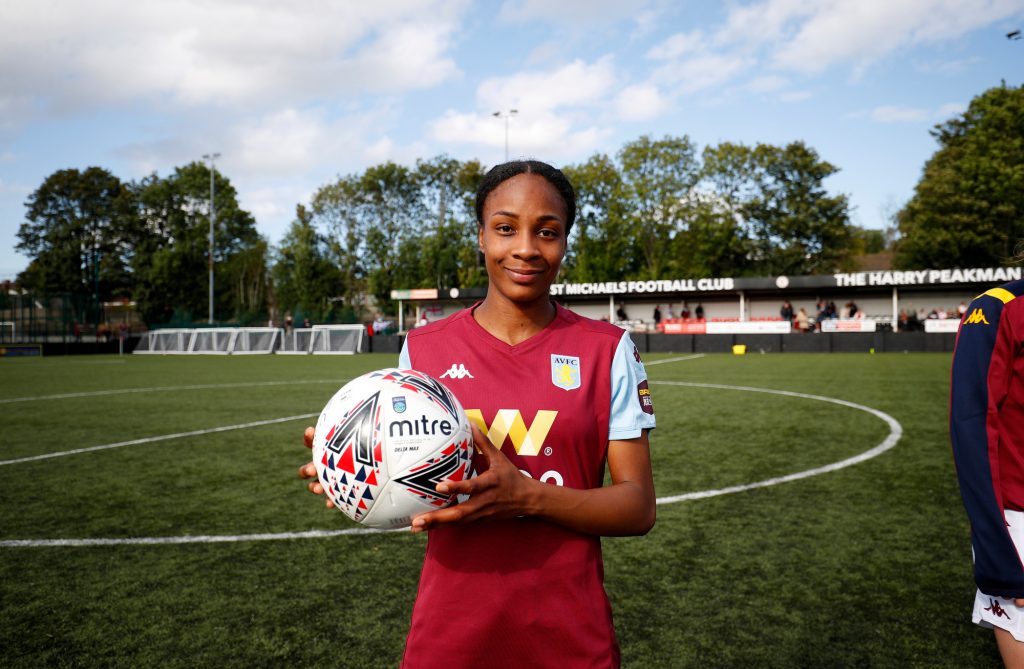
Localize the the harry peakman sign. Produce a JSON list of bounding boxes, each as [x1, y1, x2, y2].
[[549, 266, 1023, 297]]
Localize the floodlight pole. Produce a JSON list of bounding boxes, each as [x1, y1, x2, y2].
[[203, 152, 221, 323], [492, 109, 518, 161]]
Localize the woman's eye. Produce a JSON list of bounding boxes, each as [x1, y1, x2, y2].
[[496, 224, 514, 234]]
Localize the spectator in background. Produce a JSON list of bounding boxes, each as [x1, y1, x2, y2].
[[795, 308, 810, 332], [907, 307, 920, 331], [681, 302, 691, 319], [959, 301, 969, 318], [846, 301, 859, 319], [780, 300, 794, 322], [303, 317, 312, 328], [616, 304, 628, 321], [695, 303, 705, 320], [816, 300, 828, 331], [285, 315, 294, 336], [653, 305, 662, 326], [666, 305, 675, 320]]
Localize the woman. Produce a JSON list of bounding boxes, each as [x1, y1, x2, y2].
[[950, 264, 1024, 666], [300, 160, 656, 669]]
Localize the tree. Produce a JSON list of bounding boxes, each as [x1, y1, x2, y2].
[[311, 157, 487, 319], [16, 167, 136, 305], [272, 205, 345, 322], [132, 162, 264, 324], [562, 154, 637, 282], [701, 141, 852, 276], [617, 135, 702, 279], [896, 83, 1024, 268]]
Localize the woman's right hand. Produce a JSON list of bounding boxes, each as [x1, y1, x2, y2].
[[298, 425, 335, 508]]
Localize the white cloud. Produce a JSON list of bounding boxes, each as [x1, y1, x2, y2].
[[647, 30, 707, 60], [762, 0, 1024, 74], [475, 58, 618, 113], [429, 109, 608, 162], [746, 75, 790, 93], [652, 52, 751, 94], [498, 0, 649, 25], [915, 56, 982, 75], [614, 83, 672, 121], [935, 102, 967, 118], [779, 90, 812, 103], [871, 105, 929, 123], [0, 0, 469, 122]]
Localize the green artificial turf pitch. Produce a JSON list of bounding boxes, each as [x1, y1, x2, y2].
[[0, 351, 999, 667]]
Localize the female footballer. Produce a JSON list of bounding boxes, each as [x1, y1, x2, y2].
[[300, 160, 656, 668]]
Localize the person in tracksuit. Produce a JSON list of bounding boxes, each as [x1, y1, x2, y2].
[[950, 269, 1024, 666]]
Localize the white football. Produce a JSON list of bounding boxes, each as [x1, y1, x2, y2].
[[312, 368, 473, 529]]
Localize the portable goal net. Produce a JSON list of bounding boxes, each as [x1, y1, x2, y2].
[[135, 327, 282, 354], [309, 324, 365, 354], [278, 328, 315, 354]]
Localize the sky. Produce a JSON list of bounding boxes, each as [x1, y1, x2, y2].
[[1, 0, 1023, 281]]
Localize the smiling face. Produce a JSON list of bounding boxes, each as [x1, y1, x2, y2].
[[478, 173, 568, 308]]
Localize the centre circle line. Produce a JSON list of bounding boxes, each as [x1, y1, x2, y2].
[[0, 381, 901, 547]]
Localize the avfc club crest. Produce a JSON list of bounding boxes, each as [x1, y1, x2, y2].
[[392, 395, 407, 413], [551, 354, 581, 391]]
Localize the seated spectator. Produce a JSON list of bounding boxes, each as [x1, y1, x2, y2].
[[795, 308, 810, 332]]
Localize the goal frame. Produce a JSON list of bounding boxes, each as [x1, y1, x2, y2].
[[309, 324, 365, 355]]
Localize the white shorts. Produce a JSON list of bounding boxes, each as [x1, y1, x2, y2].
[[974, 509, 1024, 641]]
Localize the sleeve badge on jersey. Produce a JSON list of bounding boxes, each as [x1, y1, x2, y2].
[[551, 354, 581, 391], [637, 379, 654, 415]]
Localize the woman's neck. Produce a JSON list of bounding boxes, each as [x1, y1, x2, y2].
[[473, 295, 556, 346]]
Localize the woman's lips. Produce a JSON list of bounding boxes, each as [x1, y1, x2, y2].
[[504, 266, 543, 283]]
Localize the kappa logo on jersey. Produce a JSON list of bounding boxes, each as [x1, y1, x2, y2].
[[984, 598, 1011, 619], [964, 308, 990, 325], [440, 363, 474, 380], [551, 354, 581, 391], [464, 409, 557, 456]]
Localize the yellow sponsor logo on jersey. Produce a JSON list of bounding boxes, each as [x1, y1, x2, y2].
[[964, 308, 990, 325], [464, 409, 557, 456]]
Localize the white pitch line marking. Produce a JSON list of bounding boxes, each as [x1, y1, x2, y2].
[[0, 528, 407, 548], [644, 353, 705, 366], [0, 379, 343, 405], [0, 381, 902, 548], [651, 381, 902, 504], [0, 413, 318, 466]]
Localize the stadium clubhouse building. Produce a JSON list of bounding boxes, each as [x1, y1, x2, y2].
[[391, 265, 1023, 354]]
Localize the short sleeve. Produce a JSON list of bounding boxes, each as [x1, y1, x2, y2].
[[399, 338, 412, 368], [608, 330, 656, 440]]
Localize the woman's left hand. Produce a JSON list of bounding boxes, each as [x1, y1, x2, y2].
[[410, 424, 535, 532]]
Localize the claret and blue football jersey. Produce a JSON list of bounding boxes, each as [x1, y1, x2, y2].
[[398, 302, 655, 669], [951, 279, 1024, 597]]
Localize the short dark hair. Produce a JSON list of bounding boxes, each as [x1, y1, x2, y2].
[[475, 160, 576, 235]]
